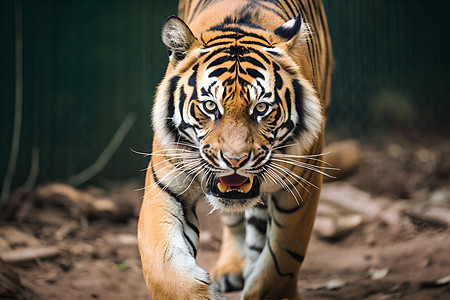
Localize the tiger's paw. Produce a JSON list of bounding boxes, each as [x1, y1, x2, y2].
[[211, 263, 244, 292], [214, 272, 244, 293]]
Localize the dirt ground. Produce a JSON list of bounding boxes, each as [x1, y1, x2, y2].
[[1, 138, 449, 300]]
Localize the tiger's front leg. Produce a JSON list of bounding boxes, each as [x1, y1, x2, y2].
[[242, 191, 320, 299], [138, 159, 225, 300], [242, 147, 323, 299], [211, 213, 246, 292]]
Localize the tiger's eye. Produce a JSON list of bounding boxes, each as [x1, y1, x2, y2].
[[255, 102, 268, 114], [204, 101, 217, 112]]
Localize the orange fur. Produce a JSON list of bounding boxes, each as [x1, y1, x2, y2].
[[138, 0, 332, 298]]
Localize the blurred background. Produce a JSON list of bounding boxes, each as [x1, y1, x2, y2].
[[1, 0, 449, 193]]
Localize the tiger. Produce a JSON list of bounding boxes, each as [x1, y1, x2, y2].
[[137, 0, 333, 299]]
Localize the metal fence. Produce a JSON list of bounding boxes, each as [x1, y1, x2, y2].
[[1, 0, 449, 193]]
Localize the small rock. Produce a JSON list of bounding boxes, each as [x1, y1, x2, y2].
[[421, 274, 450, 288], [115, 234, 138, 246], [325, 279, 346, 290], [323, 139, 361, 181], [429, 188, 450, 206], [369, 268, 389, 280], [306, 279, 346, 291], [314, 214, 363, 239], [436, 274, 450, 286]]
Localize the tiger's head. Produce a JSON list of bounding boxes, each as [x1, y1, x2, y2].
[[153, 14, 324, 211]]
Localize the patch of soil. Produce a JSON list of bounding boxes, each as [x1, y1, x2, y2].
[[347, 137, 450, 200], [1, 139, 449, 300]]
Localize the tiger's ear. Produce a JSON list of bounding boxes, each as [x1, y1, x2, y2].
[[274, 13, 303, 45], [161, 16, 197, 65]]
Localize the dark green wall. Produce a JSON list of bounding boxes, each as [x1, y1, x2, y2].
[[324, 0, 450, 135], [1, 0, 178, 188], [1, 0, 449, 190]]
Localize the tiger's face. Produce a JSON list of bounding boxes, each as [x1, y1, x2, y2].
[[153, 16, 323, 211]]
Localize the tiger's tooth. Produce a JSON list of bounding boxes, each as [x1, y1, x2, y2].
[[241, 182, 252, 194], [218, 177, 254, 194], [217, 182, 228, 193]]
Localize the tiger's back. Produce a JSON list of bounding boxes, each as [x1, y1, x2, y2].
[[138, 0, 333, 299], [178, 0, 333, 108]]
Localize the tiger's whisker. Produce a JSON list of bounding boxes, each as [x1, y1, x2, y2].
[[264, 166, 301, 205], [270, 158, 336, 179], [267, 165, 304, 204], [270, 162, 313, 193], [178, 163, 208, 196], [271, 143, 299, 151], [270, 157, 338, 171], [139, 159, 202, 194], [272, 154, 335, 168], [143, 161, 200, 200]]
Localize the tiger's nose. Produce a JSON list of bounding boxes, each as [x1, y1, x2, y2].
[[222, 153, 250, 169]]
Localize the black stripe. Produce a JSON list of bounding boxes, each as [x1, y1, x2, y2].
[[252, 151, 265, 165], [210, 29, 271, 45], [209, 67, 228, 78], [268, 215, 284, 228], [268, 240, 294, 278], [166, 76, 181, 140], [203, 151, 218, 164], [223, 274, 242, 292], [292, 79, 306, 137], [248, 245, 263, 253], [151, 163, 180, 201], [251, 48, 270, 64], [195, 278, 210, 286], [151, 163, 198, 256], [238, 39, 271, 47], [189, 0, 208, 23], [202, 47, 227, 63], [186, 219, 200, 237], [170, 211, 198, 257], [188, 65, 198, 87], [184, 231, 197, 257], [206, 40, 235, 48], [265, 48, 282, 58], [283, 1, 296, 19], [290, 0, 301, 17], [247, 216, 267, 235], [246, 68, 265, 80], [241, 55, 266, 70], [271, 195, 302, 214], [286, 86, 294, 115], [286, 249, 305, 263], [179, 85, 187, 118], [207, 54, 234, 68], [273, 62, 283, 90]]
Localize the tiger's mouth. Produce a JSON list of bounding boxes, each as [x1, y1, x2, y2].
[[209, 174, 260, 199]]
